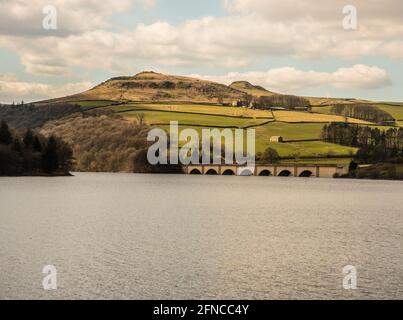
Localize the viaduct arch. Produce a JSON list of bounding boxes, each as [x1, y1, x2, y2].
[[184, 164, 349, 178]]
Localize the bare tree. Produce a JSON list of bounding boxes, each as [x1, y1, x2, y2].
[[135, 113, 146, 127]]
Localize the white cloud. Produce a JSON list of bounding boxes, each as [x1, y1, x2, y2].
[[0, 0, 152, 36], [191, 64, 390, 93], [0, 74, 92, 103], [0, 0, 402, 78], [223, 0, 403, 22]]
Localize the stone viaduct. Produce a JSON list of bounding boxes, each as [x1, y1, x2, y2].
[[183, 164, 349, 178]]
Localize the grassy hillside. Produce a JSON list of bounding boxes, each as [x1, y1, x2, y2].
[[272, 110, 370, 124], [98, 102, 275, 118], [376, 104, 403, 121], [121, 110, 270, 128], [46, 71, 246, 104], [312, 103, 403, 127], [229, 81, 277, 97], [306, 97, 370, 106], [78, 101, 361, 159], [229, 81, 367, 107], [32, 72, 403, 165]]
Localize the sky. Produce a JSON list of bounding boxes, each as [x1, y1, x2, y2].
[[1, 0, 403, 103]]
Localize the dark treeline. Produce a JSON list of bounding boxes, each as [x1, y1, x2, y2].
[[0, 102, 82, 129], [256, 147, 281, 163], [251, 95, 310, 110], [343, 163, 403, 180], [0, 120, 73, 176], [330, 104, 395, 125], [322, 123, 403, 163]]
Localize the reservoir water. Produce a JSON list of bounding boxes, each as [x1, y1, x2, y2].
[[0, 173, 402, 299]]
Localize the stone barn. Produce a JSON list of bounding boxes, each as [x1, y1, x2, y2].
[[270, 136, 284, 143]]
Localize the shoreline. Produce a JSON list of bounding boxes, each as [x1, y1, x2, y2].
[[2, 171, 402, 182], [0, 172, 73, 177]]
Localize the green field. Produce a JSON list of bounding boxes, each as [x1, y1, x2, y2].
[[256, 122, 325, 140], [259, 141, 356, 158], [156, 123, 357, 157], [121, 110, 271, 128], [100, 102, 275, 118], [75, 100, 376, 161], [273, 110, 370, 124], [311, 106, 334, 114], [376, 104, 403, 120]]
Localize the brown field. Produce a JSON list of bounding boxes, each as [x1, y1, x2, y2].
[[273, 110, 372, 124]]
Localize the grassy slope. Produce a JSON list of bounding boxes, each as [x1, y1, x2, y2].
[[106, 103, 275, 118], [312, 103, 403, 127], [376, 104, 403, 120], [228, 81, 367, 108], [122, 110, 271, 128], [311, 106, 335, 114], [273, 110, 370, 124], [307, 97, 370, 106], [156, 124, 356, 158], [52, 72, 246, 104], [229, 81, 276, 97], [34, 72, 402, 164], [76, 101, 359, 158]]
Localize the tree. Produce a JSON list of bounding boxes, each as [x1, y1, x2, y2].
[[0, 146, 20, 175], [0, 120, 12, 145], [135, 113, 146, 128], [12, 138, 22, 154], [33, 136, 42, 152], [0, 124, 73, 176], [349, 160, 358, 172], [243, 94, 253, 107], [55, 138, 73, 173], [330, 104, 395, 125], [42, 136, 59, 173], [23, 129, 34, 148], [132, 148, 150, 173], [355, 145, 372, 164], [260, 147, 280, 164], [254, 95, 310, 110]]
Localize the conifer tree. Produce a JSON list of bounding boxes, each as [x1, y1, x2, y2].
[[12, 138, 22, 153], [42, 136, 59, 173], [33, 136, 42, 152], [0, 121, 12, 145], [23, 129, 34, 148]]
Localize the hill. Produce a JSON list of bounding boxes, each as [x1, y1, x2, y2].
[[42, 71, 370, 107], [21, 71, 402, 170], [229, 81, 277, 97], [48, 71, 246, 104]]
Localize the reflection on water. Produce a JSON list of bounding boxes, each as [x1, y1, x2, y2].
[[0, 173, 402, 299]]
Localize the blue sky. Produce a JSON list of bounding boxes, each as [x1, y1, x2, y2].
[[1, 0, 403, 103]]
